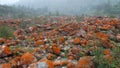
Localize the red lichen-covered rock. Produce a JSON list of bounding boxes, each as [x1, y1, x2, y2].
[[21, 52, 35, 65], [104, 49, 111, 55], [34, 40, 44, 46], [59, 36, 65, 43], [52, 46, 61, 55], [74, 37, 81, 45], [2, 46, 12, 55], [76, 56, 95, 68], [67, 62, 75, 68], [1, 63, 11, 68], [0, 38, 5, 44]]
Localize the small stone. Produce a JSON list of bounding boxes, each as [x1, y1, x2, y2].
[[64, 46, 70, 51], [38, 62, 48, 68]]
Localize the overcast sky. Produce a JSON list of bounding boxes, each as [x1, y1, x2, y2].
[[0, 0, 19, 5]]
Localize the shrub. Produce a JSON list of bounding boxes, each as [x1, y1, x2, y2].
[[93, 47, 118, 68], [0, 26, 14, 38]]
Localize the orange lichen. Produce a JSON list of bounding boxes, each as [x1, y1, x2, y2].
[[3, 46, 12, 55], [0, 38, 5, 44], [76, 56, 94, 68], [41, 45, 49, 51], [37, 35, 44, 40], [103, 41, 115, 49], [52, 38, 57, 43], [67, 62, 75, 68], [5, 39, 12, 43], [21, 52, 34, 65], [104, 55, 113, 63], [84, 26, 89, 32], [96, 32, 108, 41], [1, 63, 11, 68], [34, 40, 44, 46], [33, 48, 40, 53], [46, 60, 54, 68], [10, 60, 17, 67], [12, 56, 21, 66], [80, 39, 89, 46], [47, 53, 55, 60], [61, 61, 68, 66], [104, 49, 111, 55], [59, 37, 65, 43], [99, 25, 112, 30], [74, 37, 81, 45], [68, 56, 74, 60], [51, 43, 58, 47], [52, 46, 61, 54], [96, 19, 102, 25]]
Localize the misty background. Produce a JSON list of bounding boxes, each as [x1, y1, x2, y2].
[[0, 0, 120, 18], [16, 0, 120, 14]]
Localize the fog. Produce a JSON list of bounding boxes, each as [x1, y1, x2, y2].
[[15, 0, 119, 15], [0, 0, 19, 5], [0, 0, 120, 16]]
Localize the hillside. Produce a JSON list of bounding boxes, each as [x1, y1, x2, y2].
[[0, 16, 120, 68], [0, 0, 120, 68]]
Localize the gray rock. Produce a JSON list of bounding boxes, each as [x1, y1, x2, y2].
[[38, 62, 48, 68]]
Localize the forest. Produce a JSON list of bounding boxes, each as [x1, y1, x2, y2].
[[1, 0, 120, 17]]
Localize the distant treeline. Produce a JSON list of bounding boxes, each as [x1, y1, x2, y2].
[[0, 0, 120, 18], [93, 1, 120, 17], [0, 5, 49, 18]]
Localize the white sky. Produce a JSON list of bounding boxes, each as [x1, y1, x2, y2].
[[0, 0, 19, 5]]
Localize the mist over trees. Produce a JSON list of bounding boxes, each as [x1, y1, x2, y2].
[[0, 0, 120, 18], [16, 0, 120, 15], [0, 5, 36, 18]]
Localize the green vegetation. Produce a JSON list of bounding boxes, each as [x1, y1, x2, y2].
[[0, 26, 14, 38], [92, 46, 120, 68]]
